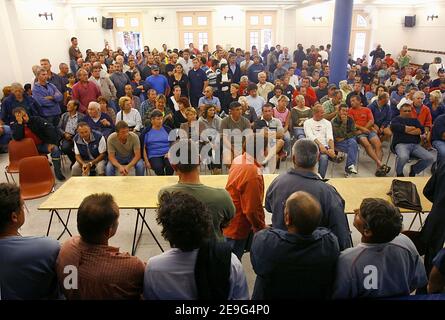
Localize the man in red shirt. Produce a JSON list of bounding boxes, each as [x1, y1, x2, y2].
[[224, 134, 267, 260], [72, 68, 101, 113], [348, 95, 389, 176], [293, 77, 317, 107], [411, 91, 433, 148]]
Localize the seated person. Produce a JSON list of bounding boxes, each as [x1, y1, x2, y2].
[[56, 193, 145, 299], [411, 91, 433, 148], [11, 107, 65, 181], [58, 99, 85, 165], [333, 198, 428, 299], [303, 104, 336, 178], [428, 248, 445, 294], [368, 92, 392, 141], [143, 191, 248, 300], [106, 121, 144, 176], [97, 96, 116, 123], [144, 94, 174, 129], [179, 107, 206, 143], [291, 94, 312, 140], [72, 122, 107, 176], [0, 119, 12, 153], [390, 103, 435, 177], [273, 95, 292, 155], [159, 139, 234, 241], [0, 183, 61, 300], [238, 96, 258, 127], [251, 191, 340, 300], [198, 86, 221, 115], [331, 104, 359, 177], [198, 104, 223, 174], [220, 102, 252, 167], [254, 103, 286, 172], [84, 101, 115, 138], [322, 89, 343, 121], [432, 114, 445, 168], [172, 97, 190, 129], [116, 96, 142, 133], [348, 95, 389, 177], [0, 82, 41, 126], [140, 110, 174, 176]]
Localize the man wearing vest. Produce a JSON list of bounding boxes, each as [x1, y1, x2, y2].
[[72, 122, 107, 176]]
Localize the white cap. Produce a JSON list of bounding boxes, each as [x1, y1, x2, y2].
[[397, 97, 413, 110]]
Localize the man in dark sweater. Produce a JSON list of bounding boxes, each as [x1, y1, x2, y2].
[[432, 114, 445, 168], [390, 103, 434, 177]]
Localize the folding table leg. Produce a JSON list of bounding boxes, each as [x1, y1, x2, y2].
[[131, 210, 141, 256], [46, 209, 72, 240], [131, 208, 164, 255]]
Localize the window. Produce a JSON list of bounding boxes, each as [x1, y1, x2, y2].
[[130, 18, 139, 27], [246, 11, 276, 51], [350, 11, 371, 60], [198, 32, 208, 50], [353, 32, 366, 60], [356, 15, 368, 28], [197, 16, 207, 26], [116, 18, 125, 28], [183, 16, 193, 26], [111, 13, 143, 54], [178, 12, 212, 50], [249, 31, 259, 50], [184, 32, 194, 48], [250, 16, 259, 25]]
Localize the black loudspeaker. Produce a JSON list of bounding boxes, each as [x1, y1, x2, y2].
[[404, 15, 416, 28], [102, 17, 113, 30]]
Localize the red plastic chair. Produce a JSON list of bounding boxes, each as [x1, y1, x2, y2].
[[4, 138, 39, 183], [19, 156, 55, 200]]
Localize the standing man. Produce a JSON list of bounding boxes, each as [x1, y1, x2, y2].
[[178, 49, 194, 74], [370, 44, 385, 66], [278, 47, 291, 70], [145, 65, 169, 96], [265, 139, 352, 250], [248, 56, 265, 84], [32, 67, 63, 127], [227, 53, 241, 84], [110, 63, 131, 101], [224, 134, 267, 260], [159, 139, 235, 242], [69, 37, 81, 74], [188, 58, 208, 109], [72, 69, 101, 114]]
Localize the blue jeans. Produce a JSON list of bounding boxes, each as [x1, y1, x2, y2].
[[0, 125, 12, 146], [318, 153, 329, 178], [283, 131, 291, 154], [432, 140, 445, 167], [225, 237, 248, 261], [106, 154, 145, 176], [335, 138, 359, 169], [36, 143, 61, 159], [293, 128, 306, 140], [70, 59, 78, 74], [395, 143, 435, 176]]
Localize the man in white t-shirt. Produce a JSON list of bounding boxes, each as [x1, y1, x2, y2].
[[246, 83, 266, 117], [303, 104, 336, 178]]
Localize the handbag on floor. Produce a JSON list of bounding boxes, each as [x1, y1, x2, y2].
[[387, 179, 423, 212]]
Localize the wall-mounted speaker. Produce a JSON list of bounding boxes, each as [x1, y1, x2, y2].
[[404, 15, 416, 28], [102, 17, 113, 30]]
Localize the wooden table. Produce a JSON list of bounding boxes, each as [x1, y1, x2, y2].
[[39, 175, 432, 254]]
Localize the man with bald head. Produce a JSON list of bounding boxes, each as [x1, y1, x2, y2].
[[265, 139, 352, 250], [251, 191, 340, 299]]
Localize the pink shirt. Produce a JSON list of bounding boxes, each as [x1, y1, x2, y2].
[[273, 107, 290, 126]]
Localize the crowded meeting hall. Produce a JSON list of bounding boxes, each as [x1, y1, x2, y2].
[[2, 0, 445, 306]]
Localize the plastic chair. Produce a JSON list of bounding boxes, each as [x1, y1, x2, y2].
[[4, 138, 39, 183], [19, 156, 55, 200]]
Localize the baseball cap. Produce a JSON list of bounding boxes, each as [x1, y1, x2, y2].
[[151, 65, 160, 71], [397, 97, 413, 110], [328, 84, 338, 90]]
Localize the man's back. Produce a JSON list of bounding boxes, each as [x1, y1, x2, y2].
[[266, 168, 351, 250], [159, 183, 235, 241], [0, 236, 60, 300], [333, 234, 427, 299], [143, 248, 248, 300], [251, 227, 340, 299], [56, 236, 145, 300]]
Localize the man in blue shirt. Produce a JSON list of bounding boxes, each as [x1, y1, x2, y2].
[[390, 103, 434, 177], [0, 183, 61, 300], [251, 191, 340, 299], [247, 55, 265, 84], [188, 58, 208, 109], [145, 65, 169, 96], [265, 139, 352, 251], [368, 92, 392, 141]]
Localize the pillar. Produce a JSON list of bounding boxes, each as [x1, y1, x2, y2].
[[330, 0, 354, 86]]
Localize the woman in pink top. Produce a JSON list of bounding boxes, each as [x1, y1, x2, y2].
[[273, 95, 291, 155]]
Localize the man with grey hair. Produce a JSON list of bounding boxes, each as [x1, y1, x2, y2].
[[110, 63, 131, 100], [72, 68, 101, 114], [411, 90, 433, 148], [257, 72, 274, 101], [265, 138, 352, 251]]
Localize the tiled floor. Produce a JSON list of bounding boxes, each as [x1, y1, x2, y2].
[[0, 141, 433, 296]]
